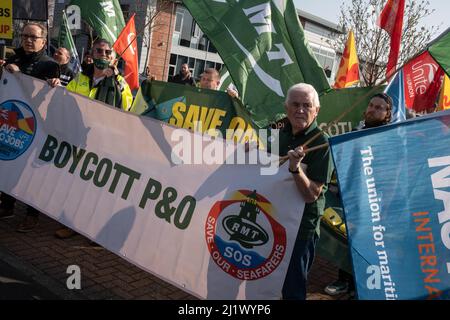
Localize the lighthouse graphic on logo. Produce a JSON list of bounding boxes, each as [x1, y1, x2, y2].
[[222, 190, 269, 249], [205, 190, 286, 280]]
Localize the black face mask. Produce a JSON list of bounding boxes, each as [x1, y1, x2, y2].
[[93, 58, 110, 70]]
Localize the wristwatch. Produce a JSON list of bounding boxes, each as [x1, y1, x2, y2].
[[288, 167, 300, 174]]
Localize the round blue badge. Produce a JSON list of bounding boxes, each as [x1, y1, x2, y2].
[[0, 100, 37, 161]]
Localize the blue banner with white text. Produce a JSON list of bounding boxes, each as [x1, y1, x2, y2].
[[329, 110, 450, 300]]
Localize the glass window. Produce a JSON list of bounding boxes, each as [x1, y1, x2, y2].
[[175, 11, 183, 32], [188, 57, 195, 68], [192, 22, 202, 38], [169, 66, 175, 79], [198, 35, 207, 51], [180, 11, 193, 47], [208, 41, 217, 53], [194, 60, 205, 80], [304, 22, 332, 38], [170, 54, 177, 66], [311, 46, 335, 71], [172, 33, 180, 46], [190, 35, 199, 49]]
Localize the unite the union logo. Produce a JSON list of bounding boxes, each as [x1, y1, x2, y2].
[[0, 100, 37, 160], [205, 190, 286, 280]]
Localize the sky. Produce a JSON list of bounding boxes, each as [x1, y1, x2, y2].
[[294, 0, 449, 36]]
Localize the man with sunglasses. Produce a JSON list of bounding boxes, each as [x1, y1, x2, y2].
[[0, 22, 60, 233], [66, 38, 133, 111], [55, 38, 133, 239]]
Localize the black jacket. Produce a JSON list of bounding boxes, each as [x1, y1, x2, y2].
[[6, 47, 60, 81], [170, 73, 196, 86], [59, 63, 75, 87]]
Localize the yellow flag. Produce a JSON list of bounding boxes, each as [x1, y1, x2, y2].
[[437, 74, 450, 111], [334, 31, 359, 89]]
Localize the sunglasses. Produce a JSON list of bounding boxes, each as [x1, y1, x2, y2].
[[95, 48, 113, 55]]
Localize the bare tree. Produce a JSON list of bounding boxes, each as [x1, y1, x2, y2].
[[133, 0, 175, 48], [328, 0, 440, 86]]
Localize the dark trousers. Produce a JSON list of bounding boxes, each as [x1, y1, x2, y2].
[[282, 233, 319, 300], [0, 193, 39, 217]]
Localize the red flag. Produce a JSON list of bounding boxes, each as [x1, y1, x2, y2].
[[402, 51, 444, 112], [334, 30, 360, 89], [113, 14, 139, 90], [377, 0, 405, 79]]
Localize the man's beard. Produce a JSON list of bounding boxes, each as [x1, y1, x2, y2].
[[364, 113, 386, 128]]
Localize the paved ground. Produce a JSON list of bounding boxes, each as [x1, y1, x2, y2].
[[0, 258, 59, 300], [0, 201, 352, 300]]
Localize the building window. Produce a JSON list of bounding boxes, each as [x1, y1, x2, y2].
[[179, 8, 194, 47], [304, 21, 333, 39], [169, 54, 223, 82], [310, 43, 337, 82], [194, 60, 205, 80], [173, 5, 215, 53], [168, 54, 177, 81], [175, 10, 183, 32]]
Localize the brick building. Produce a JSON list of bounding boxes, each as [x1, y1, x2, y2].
[[45, 0, 341, 84], [147, 1, 342, 84]]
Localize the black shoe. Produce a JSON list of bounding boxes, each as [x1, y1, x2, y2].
[[16, 216, 39, 233], [0, 207, 14, 219], [324, 280, 349, 296], [55, 227, 78, 239], [88, 240, 102, 248]]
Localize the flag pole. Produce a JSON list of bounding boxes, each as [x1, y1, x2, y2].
[[300, 58, 410, 152], [275, 58, 412, 166], [114, 13, 151, 60]]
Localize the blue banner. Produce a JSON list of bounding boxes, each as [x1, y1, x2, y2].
[[329, 111, 450, 300], [385, 69, 406, 123]]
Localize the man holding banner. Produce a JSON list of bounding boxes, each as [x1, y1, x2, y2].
[[48, 47, 76, 87], [66, 38, 133, 111], [200, 67, 239, 99], [56, 38, 133, 239], [0, 22, 59, 233], [280, 83, 333, 299]]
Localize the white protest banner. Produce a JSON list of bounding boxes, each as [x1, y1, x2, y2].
[[0, 72, 304, 299]]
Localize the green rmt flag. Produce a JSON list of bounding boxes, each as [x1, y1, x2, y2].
[[183, 0, 331, 127], [58, 11, 81, 74], [428, 27, 450, 77], [69, 0, 125, 45]]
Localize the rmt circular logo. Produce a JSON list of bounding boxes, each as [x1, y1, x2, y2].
[[205, 190, 286, 280], [0, 100, 37, 161]]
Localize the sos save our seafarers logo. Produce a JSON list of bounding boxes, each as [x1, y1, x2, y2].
[[0, 100, 37, 161], [205, 190, 286, 280]]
